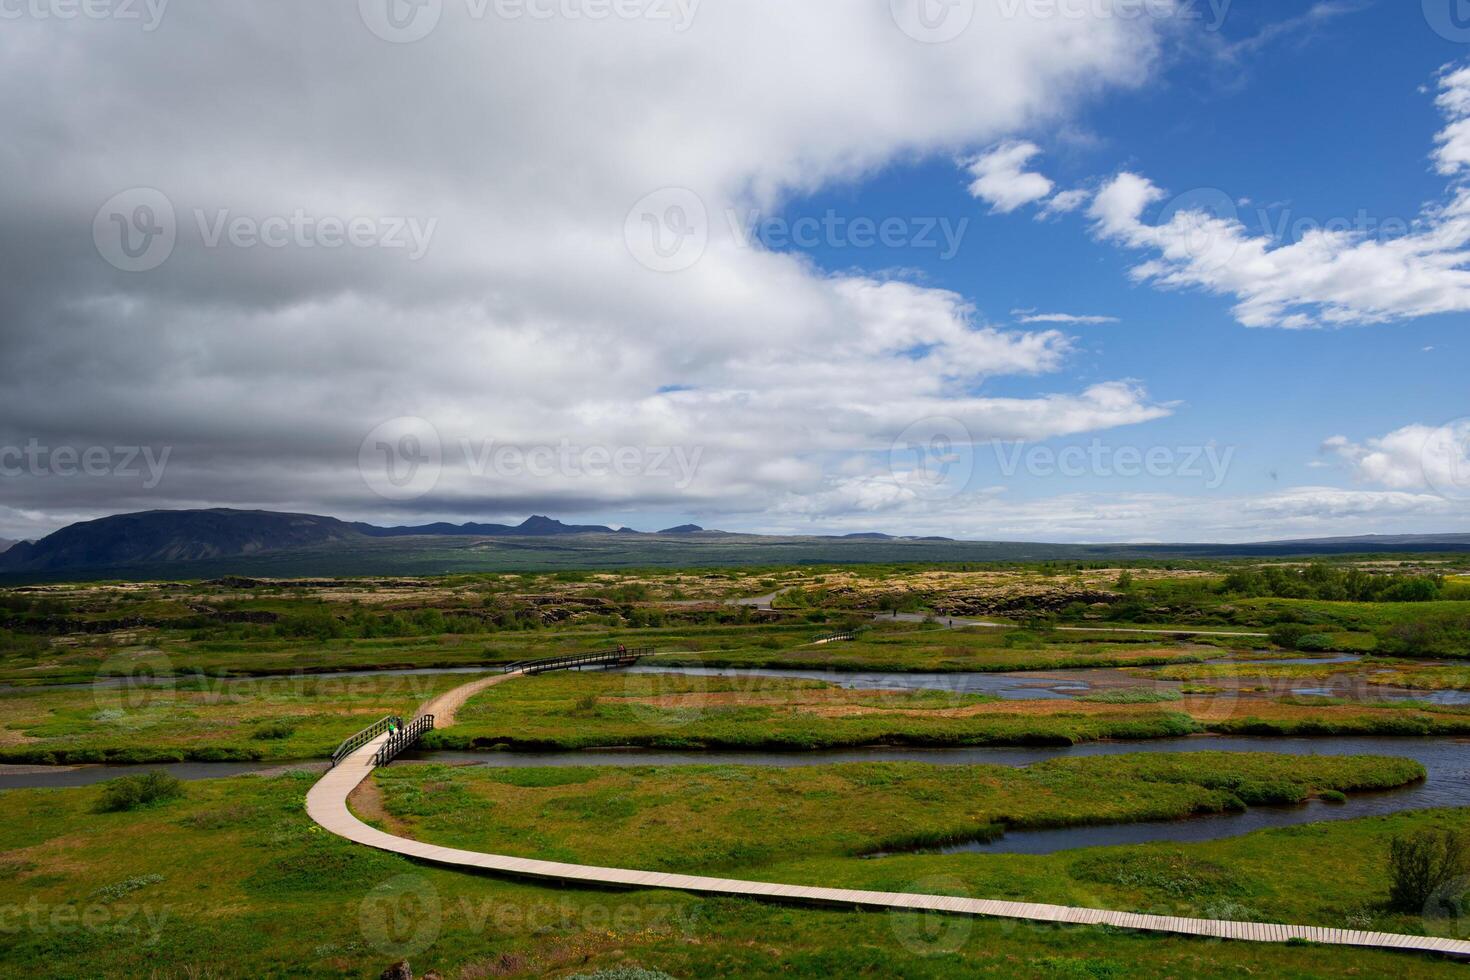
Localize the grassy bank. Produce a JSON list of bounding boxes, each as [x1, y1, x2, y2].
[[368, 753, 1424, 873], [3, 769, 1467, 976], [0, 672, 467, 765], [431, 673, 1205, 751], [433, 672, 1470, 752], [1153, 658, 1470, 692], [13, 665, 1470, 764]]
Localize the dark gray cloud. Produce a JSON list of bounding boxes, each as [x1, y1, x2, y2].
[[1, 1, 1178, 538]]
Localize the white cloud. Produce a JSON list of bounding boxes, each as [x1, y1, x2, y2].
[[966, 141, 1055, 214], [0, 3, 1172, 537], [1016, 312, 1119, 325], [760, 483, 1462, 543], [1326, 421, 1470, 496], [1039, 188, 1091, 217], [1086, 62, 1470, 329]]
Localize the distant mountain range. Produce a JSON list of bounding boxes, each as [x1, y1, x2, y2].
[[0, 509, 364, 573], [355, 515, 638, 538], [0, 508, 1468, 578], [0, 509, 733, 573], [0, 539, 16, 555]]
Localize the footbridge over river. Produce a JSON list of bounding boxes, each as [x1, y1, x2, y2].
[[305, 652, 1470, 961]]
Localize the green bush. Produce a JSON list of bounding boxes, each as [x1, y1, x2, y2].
[[94, 770, 185, 812], [251, 720, 297, 740], [1270, 624, 1312, 650], [1388, 828, 1470, 912], [275, 606, 346, 640], [1378, 613, 1470, 658]]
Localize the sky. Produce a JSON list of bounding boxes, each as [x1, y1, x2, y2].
[[2, 0, 1469, 543]]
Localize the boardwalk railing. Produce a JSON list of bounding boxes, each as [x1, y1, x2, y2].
[[329, 715, 402, 768], [373, 714, 435, 767], [813, 629, 860, 644], [306, 669, 1470, 962], [502, 648, 653, 675]]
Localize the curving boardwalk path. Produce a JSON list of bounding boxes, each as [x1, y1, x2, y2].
[[306, 669, 1470, 960]]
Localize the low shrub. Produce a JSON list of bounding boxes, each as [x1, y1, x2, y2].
[[1270, 624, 1312, 650], [1388, 828, 1470, 912], [94, 770, 185, 812], [251, 720, 297, 740]]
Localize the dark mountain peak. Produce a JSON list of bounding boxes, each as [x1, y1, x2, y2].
[[658, 524, 705, 534], [0, 508, 364, 573], [355, 520, 515, 538], [514, 515, 617, 535]]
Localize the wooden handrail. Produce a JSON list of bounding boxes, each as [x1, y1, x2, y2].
[[503, 648, 653, 675], [372, 714, 435, 767], [329, 715, 402, 768]]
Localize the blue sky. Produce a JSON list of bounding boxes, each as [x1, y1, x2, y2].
[[3, 0, 1468, 542], [724, 0, 1470, 536]]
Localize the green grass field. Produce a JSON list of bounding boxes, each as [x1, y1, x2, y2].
[[366, 753, 1424, 870], [4, 560, 1470, 975], [0, 672, 467, 765], [1, 769, 1466, 977], [432, 670, 1470, 752]]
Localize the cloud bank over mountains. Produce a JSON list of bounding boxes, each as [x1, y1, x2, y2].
[[0, 2, 1169, 538], [1, 4, 1464, 544]]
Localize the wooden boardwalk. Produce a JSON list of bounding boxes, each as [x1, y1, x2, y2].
[[304, 670, 1470, 960]]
